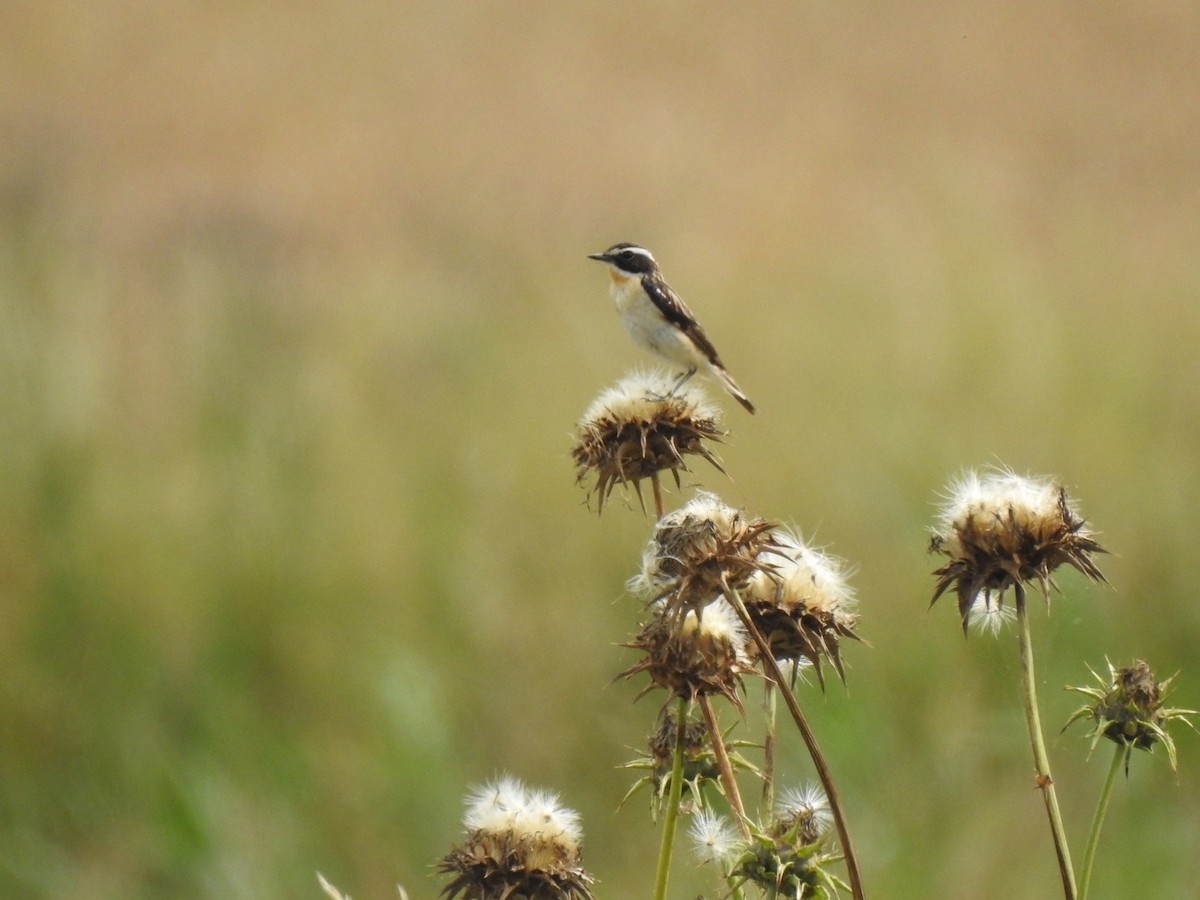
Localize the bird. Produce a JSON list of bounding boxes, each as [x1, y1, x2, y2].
[[588, 242, 756, 414]]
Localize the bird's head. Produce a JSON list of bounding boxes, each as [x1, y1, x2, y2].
[[588, 243, 659, 277]]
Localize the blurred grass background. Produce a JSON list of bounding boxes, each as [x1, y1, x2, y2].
[[2, 2, 1199, 897]]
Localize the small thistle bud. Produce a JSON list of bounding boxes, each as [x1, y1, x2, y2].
[[929, 468, 1108, 631], [726, 791, 845, 899], [646, 712, 718, 801], [1064, 659, 1198, 774], [440, 776, 594, 900], [631, 492, 778, 616], [619, 597, 751, 711], [622, 710, 761, 817], [573, 370, 725, 512], [744, 529, 861, 687]]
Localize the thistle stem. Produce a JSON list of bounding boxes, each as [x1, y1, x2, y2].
[[1015, 583, 1077, 899], [723, 579, 866, 900], [652, 697, 689, 900], [1078, 742, 1123, 899], [698, 693, 751, 840], [651, 471, 665, 519], [762, 681, 778, 816]]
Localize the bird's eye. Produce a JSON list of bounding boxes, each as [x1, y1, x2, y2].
[[619, 250, 634, 261]]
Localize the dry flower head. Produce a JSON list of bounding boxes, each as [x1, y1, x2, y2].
[[619, 597, 751, 712], [440, 775, 594, 900], [930, 469, 1107, 631], [744, 529, 861, 687], [573, 370, 725, 512], [632, 492, 779, 616]]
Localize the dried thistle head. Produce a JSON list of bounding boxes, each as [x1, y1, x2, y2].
[[1064, 659, 1198, 774], [631, 492, 779, 616], [439, 775, 594, 900], [573, 370, 725, 512], [743, 529, 861, 688], [929, 468, 1108, 631], [619, 597, 751, 712]]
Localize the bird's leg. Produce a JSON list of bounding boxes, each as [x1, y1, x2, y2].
[[646, 368, 697, 403], [667, 367, 697, 395]]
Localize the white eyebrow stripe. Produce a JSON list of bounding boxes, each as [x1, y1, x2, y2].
[[614, 245, 656, 262]]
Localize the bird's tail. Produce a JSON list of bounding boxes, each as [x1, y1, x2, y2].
[[709, 363, 756, 415]]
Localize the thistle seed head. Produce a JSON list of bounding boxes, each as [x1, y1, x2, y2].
[[440, 776, 594, 900], [774, 783, 834, 847], [689, 808, 744, 866], [965, 591, 1017, 636], [744, 529, 861, 687], [930, 468, 1107, 631], [631, 492, 779, 616], [619, 597, 751, 710], [573, 371, 725, 512]]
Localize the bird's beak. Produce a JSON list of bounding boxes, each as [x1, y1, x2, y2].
[[587, 252, 609, 262]]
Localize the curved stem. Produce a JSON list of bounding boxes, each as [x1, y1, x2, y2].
[[723, 579, 866, 900], [699, 694, 751, 839], [1079, 742, 1123, 899], [1015, 583, 1077, 899], [652, 698, 689, 900]]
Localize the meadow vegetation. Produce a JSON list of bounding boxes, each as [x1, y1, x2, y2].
[[1, 3, 1198, 897]]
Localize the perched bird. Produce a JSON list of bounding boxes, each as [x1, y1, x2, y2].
[[588, 243, 756, 414]]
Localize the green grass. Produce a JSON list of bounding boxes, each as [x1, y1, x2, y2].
[[2, 4, 1199, 897]]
